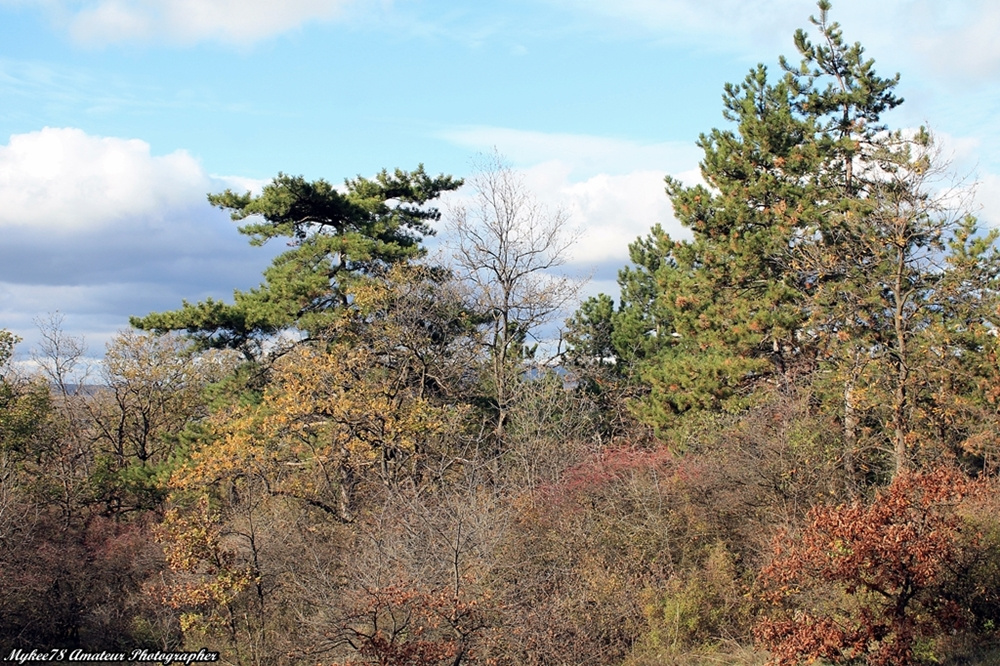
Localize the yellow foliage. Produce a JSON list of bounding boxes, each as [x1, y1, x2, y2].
[[155, 495, 257, 637], [171, 336, 462, 509]]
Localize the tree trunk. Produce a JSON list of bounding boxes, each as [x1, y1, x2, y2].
[[843, 379, 859, 499]]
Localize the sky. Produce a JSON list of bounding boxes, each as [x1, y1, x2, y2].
[[1, 0, 999, 363]]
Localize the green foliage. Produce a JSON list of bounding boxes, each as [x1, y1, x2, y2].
[[88, 455, 172, 514], [609, 224, 677, 368], [578, 2, 1000, 478], [630, 9, 904, 424], [0, 329, 17, 368], [0, 377, 51, 455], [564, 293, 617, 366], [588, 40, 833, 426], [83, 332, 237, 515], [132, 166, 461, 355], [12, 5, 1000, 661], [633, 542, 750, 659], [0, 331, 52, 456], [784, 0, 902, 155]]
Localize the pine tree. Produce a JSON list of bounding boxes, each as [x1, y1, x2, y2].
[[132, 166, 461, 357], [593, 1, 1000, 478], [633, 55, 829, 425]]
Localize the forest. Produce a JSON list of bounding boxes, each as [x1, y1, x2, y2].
[[3, 3, 1000, 664]]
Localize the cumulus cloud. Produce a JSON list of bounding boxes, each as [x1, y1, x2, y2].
[[435, 150, 698, 345], [0, 127, 206, 231], [0, 127, 277, 356], [438, 120, 1000, 309], [521, 163, 690, 268], [439, 126, 701, 277], [5, 0, 356, 46]]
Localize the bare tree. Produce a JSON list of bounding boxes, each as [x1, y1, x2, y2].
[[448, 152, 581, 439], [28, 315, 97, 522], [31, 312, 91, 397]]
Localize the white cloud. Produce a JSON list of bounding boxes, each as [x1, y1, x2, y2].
[[888, 129, 1000, 231], [439, 128, 696, 285], [439, 126, 701, 280], [898, 1, 1000, 81], [0, 127, 280, 357], [213, 173, 269, 197], [6, 0, 356, 45], [521, 164, 690, 268], [974, 172, 1000, 229], [0, 127, 207, 230], [552, 0, 1000, 86], [929, 130, 982, 168]]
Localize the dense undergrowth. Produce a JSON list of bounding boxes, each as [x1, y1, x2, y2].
[[4, 2, 1000, 664]]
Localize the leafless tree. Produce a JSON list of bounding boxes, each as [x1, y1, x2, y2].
[[448, 151, 581, 439], [31, 312, 91, 396]]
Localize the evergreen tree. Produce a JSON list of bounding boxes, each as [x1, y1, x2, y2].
[[590, 1, 1000, 478], [132, 166, 461, 357], [611, 225, 678, 368], [564, 293, 617, 369], [631, 51, 831, 424]]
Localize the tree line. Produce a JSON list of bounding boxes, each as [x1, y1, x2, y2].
[[2, 2, 1000, 663]]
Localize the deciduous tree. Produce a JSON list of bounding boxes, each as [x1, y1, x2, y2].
[[756, 468, 995, 666], [87, 331, 240, 514], [448, 152, 580, 439]]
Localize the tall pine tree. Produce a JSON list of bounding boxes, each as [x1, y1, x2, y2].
[[582, 1, 1000, 478]]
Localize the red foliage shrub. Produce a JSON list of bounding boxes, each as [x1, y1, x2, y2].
[[534, 444, 676, 510], [755, 468, 987, 665]]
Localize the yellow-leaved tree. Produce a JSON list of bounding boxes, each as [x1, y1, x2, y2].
[[156, 265, 477, 662]]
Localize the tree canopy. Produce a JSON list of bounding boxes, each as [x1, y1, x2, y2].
[[8, 3, 1000, 664], [571, 1, 1000, 480], [131, 166, 462, 355]]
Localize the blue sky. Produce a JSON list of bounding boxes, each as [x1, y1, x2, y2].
[[1, 0, 999, 361]]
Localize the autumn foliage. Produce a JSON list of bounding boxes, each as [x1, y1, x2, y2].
[[7, 4, 1000, 662], [756, 468, 993, 665], [327, 583, 492, 666]]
